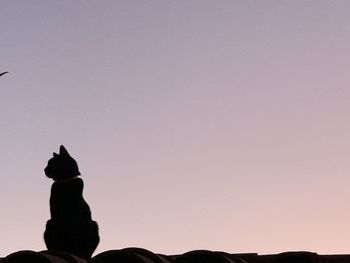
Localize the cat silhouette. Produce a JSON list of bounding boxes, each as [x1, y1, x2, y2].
[[44, 145, 100, 258]]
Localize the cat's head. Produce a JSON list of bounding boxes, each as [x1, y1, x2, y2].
[[44, 145, 81, 181]]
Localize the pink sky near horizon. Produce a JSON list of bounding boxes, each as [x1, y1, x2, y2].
[[1, 0, 350, 257]]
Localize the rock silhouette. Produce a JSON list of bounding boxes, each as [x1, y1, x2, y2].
[[44, 145, 99, 258]]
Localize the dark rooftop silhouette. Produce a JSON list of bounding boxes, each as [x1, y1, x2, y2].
[[2, 249, 350, 263]]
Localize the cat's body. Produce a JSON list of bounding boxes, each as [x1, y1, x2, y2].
[[44, 146, 99, 258], [48, 177, 91, 220]]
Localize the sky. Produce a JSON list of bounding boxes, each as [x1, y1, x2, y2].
[[1, 0, 350, 257]]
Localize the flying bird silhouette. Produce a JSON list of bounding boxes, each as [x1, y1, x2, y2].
[[0, 72, 9, 77]]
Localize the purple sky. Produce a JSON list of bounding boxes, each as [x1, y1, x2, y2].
[[1, 1, 350, 256]]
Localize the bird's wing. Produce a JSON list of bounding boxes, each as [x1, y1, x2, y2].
[[0, 71, 9, 76]]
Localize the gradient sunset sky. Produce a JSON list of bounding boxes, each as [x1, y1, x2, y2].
[[1, 0, 350, 257]]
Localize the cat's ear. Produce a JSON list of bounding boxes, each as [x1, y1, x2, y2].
[[59, 145, 70, 157], [53, 152, 59, 157]]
